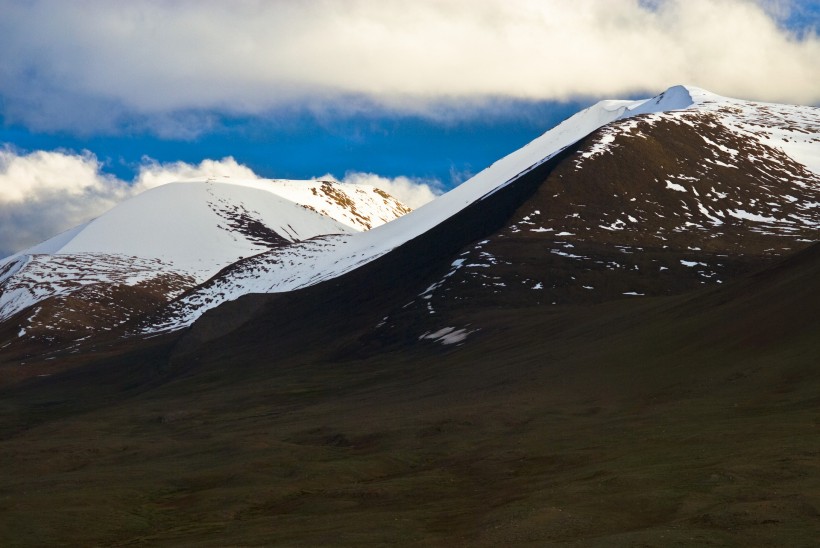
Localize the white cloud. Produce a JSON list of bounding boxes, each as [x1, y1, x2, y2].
[[327, 172, 443, 209], [134, 157, 259, 192], [1, 0, 818, 133], [0, 148, 128, 203], [0, 148, 128, 257]]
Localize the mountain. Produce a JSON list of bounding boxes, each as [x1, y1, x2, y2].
[[2, 85, 820, 365], [1, 85, 819, 546], [158, 85, 820, 354], [0, 84, 817, 365], [0, 178, 410, 360]]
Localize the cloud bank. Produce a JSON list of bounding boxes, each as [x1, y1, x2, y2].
[[0, 149, 439, 257], [1, 0, 818, 133]]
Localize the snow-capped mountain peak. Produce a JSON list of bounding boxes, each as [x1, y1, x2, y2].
[[0, 178, 412, 343]]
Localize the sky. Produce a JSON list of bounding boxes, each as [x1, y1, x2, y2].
[[1, 0, 819, 256]]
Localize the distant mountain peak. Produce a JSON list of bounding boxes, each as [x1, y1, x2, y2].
[[0, 178, 411, 353]]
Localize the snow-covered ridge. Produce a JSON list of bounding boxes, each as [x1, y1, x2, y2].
[[150, 85, 705, 330], [0, 178, 410, 326]]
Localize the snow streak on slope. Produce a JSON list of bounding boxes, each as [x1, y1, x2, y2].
[[0, 179, 409, 330], [149, 86, 702, 332]]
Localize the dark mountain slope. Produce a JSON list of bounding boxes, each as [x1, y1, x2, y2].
[[1, 246, 818, 547], [408, 109, 819, 313], [170, 142, 581, 360], [674, 239, 820, 353]]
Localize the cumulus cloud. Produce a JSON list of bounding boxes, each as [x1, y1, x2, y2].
[[326, 172, 443, 209], [0, 149, 441, 257], [0, 149, 127, 203], [0, 151, 262, 257], [133, 157, 259, 192], [0, 0, 818, 134], [0, 149, 128, 258]]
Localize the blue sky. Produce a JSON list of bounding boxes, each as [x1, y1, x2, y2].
[[1, 0, 819, 255], [0, 99, 584, 184]]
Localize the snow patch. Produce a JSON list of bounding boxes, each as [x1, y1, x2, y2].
[[419, 326, 477, 345], [726, 209, 779, 223]]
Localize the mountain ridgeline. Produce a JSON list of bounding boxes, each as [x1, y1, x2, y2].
[[1, 85, 817, 369], [1, 86, 820, 545]]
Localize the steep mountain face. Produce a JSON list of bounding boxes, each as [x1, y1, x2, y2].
[[0, 179, 410, 357]]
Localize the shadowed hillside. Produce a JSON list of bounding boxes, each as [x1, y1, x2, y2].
[[1, 244, 818, 546]]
